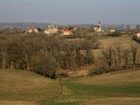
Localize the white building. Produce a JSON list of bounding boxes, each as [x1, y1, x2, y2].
[[109, 29, 116, 33], [136, 33, 140, 38], [44, 24, 58, 34], [94, 21, 102, 32], [26, 28, 39, 34], [108, 26, 116, 33]]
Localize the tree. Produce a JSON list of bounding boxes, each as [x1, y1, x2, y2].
[[30, 50, 57, 78], [102, 48, 114, 70], [75, 49, 85, 66], [84, 50, 94, 65], [131, 44, 138, 68], [113, 43, 123, 70], [123, 48, 131, 69], [7, 39, 26, 70]]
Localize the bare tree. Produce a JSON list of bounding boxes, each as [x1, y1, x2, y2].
[[102, 48, 114, 70], [131, 44, 138, 68], [114, 43, 123, 70]]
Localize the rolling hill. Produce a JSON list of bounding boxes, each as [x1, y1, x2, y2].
[[0, 69, 60, 105], [46, 70, 140, 105], [1, 69, 140, 105]]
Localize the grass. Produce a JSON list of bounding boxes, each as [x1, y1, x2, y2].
[[65, 82, 140, 97], [44, 70, 140, 105], [70, 70, 140, 94], [1, 69, 140, 105], [44, 100, 79, 105], [92, 35, 140, 58], [99, 36, 135, 48], [0, 100, 37, 105], [0, 69, 60, 105], [74, 70, 140, 85], [96, 35, 120, 40]]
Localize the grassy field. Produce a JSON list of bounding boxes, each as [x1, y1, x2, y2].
[[0, 70, 60, 105], [0, 69, 140, 105], [44, 70, 140, 105], [99, 36, 134, 48], [40, 70, 140, 105], [92, 36, 140, 59]]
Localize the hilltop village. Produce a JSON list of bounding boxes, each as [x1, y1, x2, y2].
[[23, 22, 140, 39], [25, 22, 116, 36]]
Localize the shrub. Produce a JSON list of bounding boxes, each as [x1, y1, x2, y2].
[[132, 35, 140, 43], [91, 67, 108, 75], [84, 54, 94, 65], [108, 31, 122, 37], [34, 66, 57, 79]]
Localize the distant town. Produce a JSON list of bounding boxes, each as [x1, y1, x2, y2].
[[0, 22, 140, 37]]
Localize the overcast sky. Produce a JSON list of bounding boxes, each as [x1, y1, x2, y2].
[[0, 0, 139, 24]]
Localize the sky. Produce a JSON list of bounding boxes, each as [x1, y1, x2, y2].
[[0, 0, 140, 24]]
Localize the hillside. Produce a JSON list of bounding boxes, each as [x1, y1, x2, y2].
[[73, 70, 140, 85], [93, 36, 140, 59], [0, 70, 60, 105], [45, 70, 140, 105], [1, 69, 140, 105]]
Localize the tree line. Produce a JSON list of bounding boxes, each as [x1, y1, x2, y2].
[[93, 43, 140, 75], [0, 32, 99, 78]]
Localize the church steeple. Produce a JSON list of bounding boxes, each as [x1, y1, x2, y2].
[[98, 21, 101, 27], [99, 21, 101, 25]]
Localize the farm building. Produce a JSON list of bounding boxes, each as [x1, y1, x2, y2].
[[61, 28, 73, 36], [26, 27, 39, 34]]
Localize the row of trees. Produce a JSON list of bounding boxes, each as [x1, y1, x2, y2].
[[0, 33, 98, 78], [93, 43, 140, 75]]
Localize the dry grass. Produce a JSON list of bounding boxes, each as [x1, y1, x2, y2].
[[57, 65, 94, 78], [0, 100, 37, 105], [73, 70, 140, 86], [60, 70, 140, 105], [1, 65, 140, 105], [84, 97, 140, 105], [92, 36, 140, 59], [99, 36, 135, 48], [0, 69, 60, 105]]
